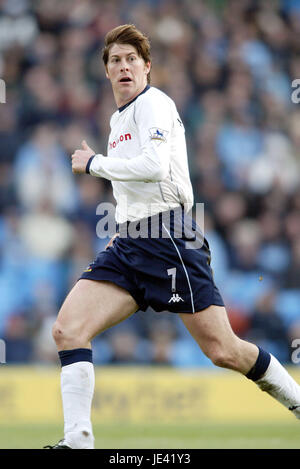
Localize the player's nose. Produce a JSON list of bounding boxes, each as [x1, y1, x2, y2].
[[120, 59, 129, 71]]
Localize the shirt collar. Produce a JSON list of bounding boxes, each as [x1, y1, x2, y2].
[[118, 85, 150, 113]]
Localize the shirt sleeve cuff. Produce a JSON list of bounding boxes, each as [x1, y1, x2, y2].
[[85, 154, 96, 174]]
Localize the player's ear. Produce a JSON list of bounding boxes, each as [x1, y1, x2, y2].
[[105, 65, 110, 80], [145, 61, 151, 77]]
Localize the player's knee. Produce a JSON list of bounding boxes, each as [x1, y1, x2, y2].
[[52, 321, 65, 347], [208, 346, 238, 370], [52, 320, 84, 349]]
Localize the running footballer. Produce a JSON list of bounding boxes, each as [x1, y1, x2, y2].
[[45, 25, 300, 449]]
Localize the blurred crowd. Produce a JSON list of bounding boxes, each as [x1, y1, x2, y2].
[[1, 0, 300, 366]]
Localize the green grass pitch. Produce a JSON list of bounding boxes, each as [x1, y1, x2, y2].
[[0, 422, 299, 449]]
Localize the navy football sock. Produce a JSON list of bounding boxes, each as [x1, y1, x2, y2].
[[246, 346, 271, 381], [58, 348, 93, 367]]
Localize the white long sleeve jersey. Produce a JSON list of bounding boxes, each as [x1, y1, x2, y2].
[[89, 85, 194, 223]]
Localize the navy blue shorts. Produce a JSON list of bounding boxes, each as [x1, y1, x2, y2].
[[79, 207, 224, 313]]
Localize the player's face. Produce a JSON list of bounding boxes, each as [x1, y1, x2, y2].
[[105, 43, 151, 107]]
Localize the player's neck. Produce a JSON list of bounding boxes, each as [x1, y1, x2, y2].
[[114, 82, 148, 109]]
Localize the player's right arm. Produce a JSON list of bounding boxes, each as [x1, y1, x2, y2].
[[86, 91, 173, 183]]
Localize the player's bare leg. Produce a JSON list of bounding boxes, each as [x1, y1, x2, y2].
[[51, 279, 139, 449], [180, 305, 258, 373], [180, 305, 300, 419], [53, 279, 138, 351]]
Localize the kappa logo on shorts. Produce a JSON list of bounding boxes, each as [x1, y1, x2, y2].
[[168, 293, 184, 303], [149, 127, 169, 146]]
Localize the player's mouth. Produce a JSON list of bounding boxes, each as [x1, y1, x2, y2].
[[119, 77, 132, 83]]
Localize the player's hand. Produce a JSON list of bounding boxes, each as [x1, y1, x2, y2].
[[71, 140, 95, 174]]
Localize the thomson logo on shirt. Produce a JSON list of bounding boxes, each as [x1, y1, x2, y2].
[[109, 132, 132, 150]]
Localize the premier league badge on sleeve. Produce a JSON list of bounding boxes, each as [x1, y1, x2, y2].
[[149, 127, 169, 146]]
